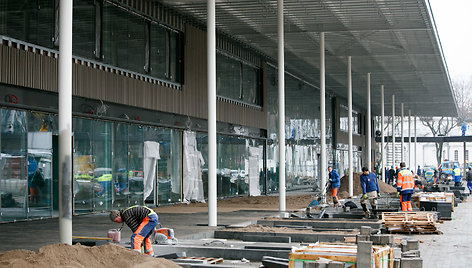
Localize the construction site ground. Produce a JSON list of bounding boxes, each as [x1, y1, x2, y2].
[[0, 188, 470, 267]]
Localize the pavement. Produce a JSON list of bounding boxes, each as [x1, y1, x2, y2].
[[1, 190, 471, 268], [0, 208, 279, 253], [415, 197, 472, 268]]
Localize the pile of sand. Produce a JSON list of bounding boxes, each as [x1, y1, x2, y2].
[[0, 243, 180, 268], [338, 173, 397, 199]]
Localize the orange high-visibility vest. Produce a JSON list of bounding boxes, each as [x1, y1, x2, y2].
[[397, 168, 414, 192]]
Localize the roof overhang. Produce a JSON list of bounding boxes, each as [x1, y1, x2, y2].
[[158, 0, 457, 117]]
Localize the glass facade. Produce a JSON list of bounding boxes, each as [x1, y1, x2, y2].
[[0, 0, 55, 48], [216, 53, 262, 106], [1, 0, 183, 83], [266, 65, 334, 192], [0, 106, 267, 222]]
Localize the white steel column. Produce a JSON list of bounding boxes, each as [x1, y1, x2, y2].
[[392, 95, 396, 168], [320, 32, 327, 202], [381, 85, 385, 182], [348, 56, 353, 197], [414, 115, 417, 173], [401, 103, 404, 164], [366, 73, 371, 170], [408, 110, 411, 169], [277, 0, 286, 212], [207, 0, 217, 227], [59, 0, 73, 245]]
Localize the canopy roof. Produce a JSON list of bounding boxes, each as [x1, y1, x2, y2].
[[160, 0, 457, 116]]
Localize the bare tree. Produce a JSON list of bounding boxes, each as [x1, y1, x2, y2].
[[421, 117, 457, 166], [453, 78, 472, 122]]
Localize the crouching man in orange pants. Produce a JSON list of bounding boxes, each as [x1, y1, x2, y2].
[[110, 205, 158, 256]]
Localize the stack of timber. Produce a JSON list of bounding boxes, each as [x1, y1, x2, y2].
[[382, 212, 441, 234], [289, 242, 393, 268]]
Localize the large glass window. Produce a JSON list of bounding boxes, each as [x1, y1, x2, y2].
[[0, 0, 55, 48], [1, 109, 28, 221], [127, 125, 143, 206], [73, 118, 94, 213], [217, 53, 262, 106], [26, 112, 53, 219], [73, 0, 97, 59], [92, 121, 112, 211], [102, 2, 146, 74], [112, 123, 128, 209]]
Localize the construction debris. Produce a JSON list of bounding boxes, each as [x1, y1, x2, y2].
[[289, 242, 393, 268], [382, 211, 441, 234]]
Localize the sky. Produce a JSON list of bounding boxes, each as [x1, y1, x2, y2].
[[429, 0, 472, 80]]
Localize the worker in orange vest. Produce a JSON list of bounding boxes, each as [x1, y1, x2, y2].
[[396, 162, 415, 211]]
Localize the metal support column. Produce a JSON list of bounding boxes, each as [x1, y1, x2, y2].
[[320, 32, 327, 202], [207, 0, 217, 226], [277, 0, 286, 212], [381, 85, 385, 182], [59, 0, 73, 245], [367, 73, 371, 170], [401, 103, 404, 164], [464, 141, 467, 177], [408, 110, 411, 169], [414, 115, 417, 170], [348, 56, 353, 197], [392, 95, 396, 168]]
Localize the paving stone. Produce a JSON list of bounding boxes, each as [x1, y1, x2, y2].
[[401, 250, 421, 258], [356, 241, 373, 267], [370, 234, 394, 246], [356, 234, 370, 243], [360, 226, 372, 235], [400, 258, 423, 268]]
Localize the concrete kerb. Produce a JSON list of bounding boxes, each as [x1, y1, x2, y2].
[[214, 230, 356, 243]]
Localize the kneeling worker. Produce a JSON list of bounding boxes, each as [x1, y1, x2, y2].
[[360, 167, 381, 218], [110, 205, 158, 256]]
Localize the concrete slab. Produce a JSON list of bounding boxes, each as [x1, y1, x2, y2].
[[214, 230, 356, 243]]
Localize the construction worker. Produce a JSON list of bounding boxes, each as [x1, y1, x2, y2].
[[433, 168, 439, 185], [387, 166, 395, 185], [466, 167, 472, 192], [360, 167, 380, 218], [110, 205, 158, 256], [328, 166, 341, 207], [396, 162, 414, 211], [453, 165, 461, 186]]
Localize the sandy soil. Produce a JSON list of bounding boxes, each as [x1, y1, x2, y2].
[[222, 224, 358, 234], [154, 194, 316, 213], [338, 173, 397, 199], [0, 243, 180, 268]]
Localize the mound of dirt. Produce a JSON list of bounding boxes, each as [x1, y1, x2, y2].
[[338, 172, 397, 198], [0, 243, 180, 268]]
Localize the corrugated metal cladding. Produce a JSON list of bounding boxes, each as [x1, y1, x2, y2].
[[113, 0, 184, 31], [0, 25, 267, 130]]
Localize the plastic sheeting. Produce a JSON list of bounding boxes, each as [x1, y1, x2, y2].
[[183, 131, 205, 202], [143, 141, 160, 200], [248, 146, 261, 196]]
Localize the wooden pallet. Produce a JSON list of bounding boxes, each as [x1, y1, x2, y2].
[[177, 257, 224, 264], [381, 212, 440, 235]]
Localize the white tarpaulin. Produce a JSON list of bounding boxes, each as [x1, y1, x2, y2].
[[248, 146, 261, 196], [183, 131, 205, 202], [143, 141, 160, 200]]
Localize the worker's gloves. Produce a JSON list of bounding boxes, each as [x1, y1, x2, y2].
[[329, 179, 332, 182], [396, 192, 400, 198], [362, 194, 367, 199], [377, 193, 381, 197]]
